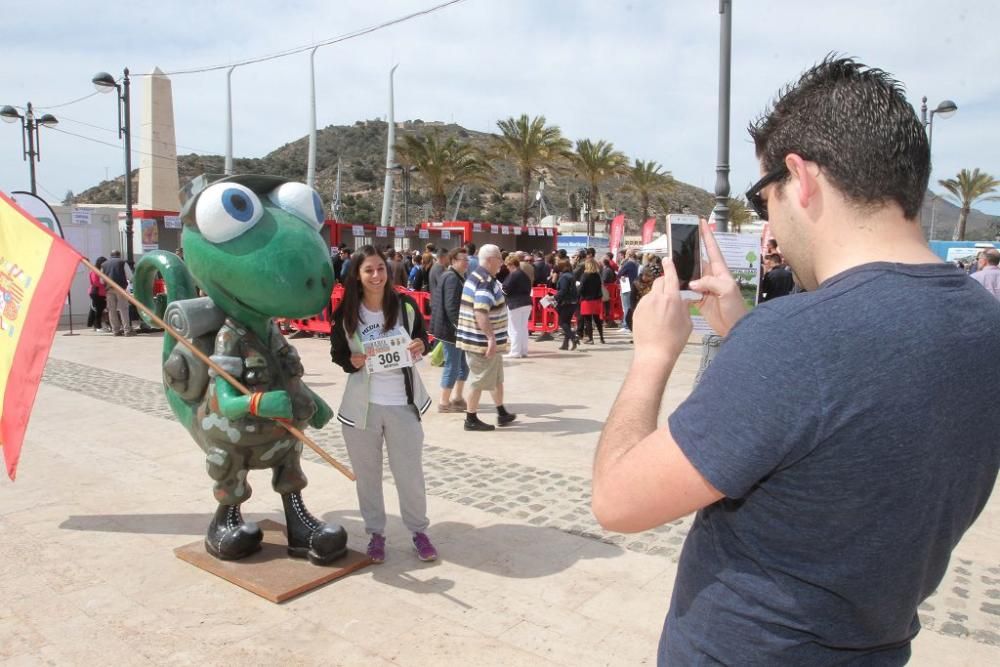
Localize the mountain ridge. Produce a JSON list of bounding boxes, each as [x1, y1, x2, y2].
[[75, 119, 717, 229], [75, 119, 999, 239]]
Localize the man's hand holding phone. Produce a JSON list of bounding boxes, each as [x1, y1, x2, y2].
[[688, 219, 748, 337], [632, 258, 693, 367]]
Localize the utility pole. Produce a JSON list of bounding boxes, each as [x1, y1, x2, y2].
[[379, 65, 399, 227], [332, 158, 342, 220], [225, 66, 236, 176], [306, 46, 325, 189]]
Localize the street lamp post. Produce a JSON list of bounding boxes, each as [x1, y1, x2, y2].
[[920, 96, 958, 165], [307, 47, 320, 189], [380, 65, 399, 227], [920, 96, 957, 241], [92, 68, 135, 265], [390, 164, 415, 227], [1, 102, 59, 195]]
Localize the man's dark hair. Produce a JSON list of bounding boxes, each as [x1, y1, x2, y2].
[[446, 247, 467, 263], [985, 249, 1000, 266], [765, 253, 783, 264], [465, 242, 476, 255], [749, 55, 929, 219]]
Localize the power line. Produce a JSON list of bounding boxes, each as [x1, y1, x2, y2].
[[35, 181, 64, 202], [151, 0, 467, 76], [52, 113, 219, 155], [31, 91, 102, 111], [46, 126, 297, 182], [48, 125, 186, 163], [31, 0, 467, 111]]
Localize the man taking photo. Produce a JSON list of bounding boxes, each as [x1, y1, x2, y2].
[[592, 56, 1000, 665]]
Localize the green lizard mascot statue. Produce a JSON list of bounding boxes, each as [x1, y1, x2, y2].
[[134, 175, 347, 565]]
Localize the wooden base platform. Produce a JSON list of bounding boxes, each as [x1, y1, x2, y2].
[[174, 519, 371, 603]]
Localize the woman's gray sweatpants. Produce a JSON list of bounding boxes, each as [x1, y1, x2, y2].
[[342, 403, 429, 535]]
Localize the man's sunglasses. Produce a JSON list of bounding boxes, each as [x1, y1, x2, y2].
[[745, 165, 789, 221]]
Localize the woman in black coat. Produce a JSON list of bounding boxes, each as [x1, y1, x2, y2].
[[553, 258, 580, 350], [502, 254, 532, 358]]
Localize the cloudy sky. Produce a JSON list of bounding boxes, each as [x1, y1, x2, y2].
[[2, 0, 998, 216]]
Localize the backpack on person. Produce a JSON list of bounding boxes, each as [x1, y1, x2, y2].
[[556, 275, 579, 306]]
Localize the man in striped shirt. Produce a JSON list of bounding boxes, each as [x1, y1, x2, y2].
[[456, 244, 517, 431]]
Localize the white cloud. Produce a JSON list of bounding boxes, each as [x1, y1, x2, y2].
[[2, 0, 998, 215]]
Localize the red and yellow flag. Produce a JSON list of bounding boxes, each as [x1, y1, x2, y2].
[[0, 191, 81, 479]]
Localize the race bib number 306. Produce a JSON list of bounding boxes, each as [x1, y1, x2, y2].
[[364, 333, 413, 374]]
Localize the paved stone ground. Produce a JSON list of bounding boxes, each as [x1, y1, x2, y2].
[[40, 355, 1000, 649]]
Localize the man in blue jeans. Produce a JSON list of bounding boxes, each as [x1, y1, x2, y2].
[[592, 56, 1000, 665], [429, 248, 469, 412]]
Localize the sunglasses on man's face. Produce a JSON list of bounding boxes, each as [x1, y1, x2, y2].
[[745, 165, 789, 221]]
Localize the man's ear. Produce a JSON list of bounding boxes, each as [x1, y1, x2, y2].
[[784, 154, 821, 210]]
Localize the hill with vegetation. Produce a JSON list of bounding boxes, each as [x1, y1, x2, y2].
[[77, 119, 715, 230], [75, 118, 998, 239]]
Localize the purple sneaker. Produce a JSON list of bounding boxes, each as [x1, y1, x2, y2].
[[366, 533, 386, 563], [412, 532, 438, 562]]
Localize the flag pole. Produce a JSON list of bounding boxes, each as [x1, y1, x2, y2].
[[79, 258, 355, 482]]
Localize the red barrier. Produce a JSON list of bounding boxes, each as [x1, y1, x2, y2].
[[395, 285, 432, 323], [331, 284, 344, 312], [281, 284, 433, 337], [528, 285, 559, 333], [604, 281, 623, 323]]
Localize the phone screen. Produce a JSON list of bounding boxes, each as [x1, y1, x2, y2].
[[670, 222, 701, 291]]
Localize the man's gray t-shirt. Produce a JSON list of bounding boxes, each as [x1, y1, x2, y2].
[[663, 262, 1000, 665]]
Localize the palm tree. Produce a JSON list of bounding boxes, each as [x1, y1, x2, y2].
[[727, 197, 751, 233], [395, 131, 491, 222], [493, 114, 572, 225], [570, 139, 628, 236], [939, 168, 1000, 241], [623, 160, 672, 231]]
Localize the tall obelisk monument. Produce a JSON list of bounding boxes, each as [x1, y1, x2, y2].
[[138, 67, 180, 211]]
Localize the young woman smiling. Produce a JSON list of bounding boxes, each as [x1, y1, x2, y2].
[[330, 245, 437, 563]]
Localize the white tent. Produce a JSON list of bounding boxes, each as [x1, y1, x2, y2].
[[638, 234, 671, 255]]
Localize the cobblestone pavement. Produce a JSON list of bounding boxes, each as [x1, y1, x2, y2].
[[41, 357, 1000, 647]]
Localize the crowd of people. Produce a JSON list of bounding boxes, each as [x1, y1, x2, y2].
[[86, 248, 162, 336]]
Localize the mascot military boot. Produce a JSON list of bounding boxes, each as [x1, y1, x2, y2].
[[282, 492, 348, 565], [205, 504, 264, 560]]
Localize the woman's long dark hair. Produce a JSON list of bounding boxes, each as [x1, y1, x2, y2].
[[340, 245, 400, 335]]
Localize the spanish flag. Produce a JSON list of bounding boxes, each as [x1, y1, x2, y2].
[[0, 192, 81, 479]]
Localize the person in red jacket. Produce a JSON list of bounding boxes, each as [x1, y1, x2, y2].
[[87, 256, 109, 331]]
